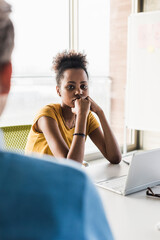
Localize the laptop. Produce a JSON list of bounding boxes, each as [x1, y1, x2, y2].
[[96, 148, 160, 195]]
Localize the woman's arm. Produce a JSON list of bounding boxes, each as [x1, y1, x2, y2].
[[88, 96, 121, 164], [37, 98, 90, 164]]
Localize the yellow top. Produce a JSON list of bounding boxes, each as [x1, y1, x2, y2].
[[25, 103, 99, 156]]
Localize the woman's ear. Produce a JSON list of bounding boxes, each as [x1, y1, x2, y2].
[[0, 62, 12, 94], [56, 85, 61, 97]]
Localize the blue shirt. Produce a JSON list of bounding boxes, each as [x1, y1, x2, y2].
[[0, 150, 114, 240]]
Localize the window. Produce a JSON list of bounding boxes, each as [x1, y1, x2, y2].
[[9, 0, 69, 76], [1, 0, 69, 126]]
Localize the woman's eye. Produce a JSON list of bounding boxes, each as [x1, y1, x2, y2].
[[67, 85, 75, 90], [80, 84, 88, 90]]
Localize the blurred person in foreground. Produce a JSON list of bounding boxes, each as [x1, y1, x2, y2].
[[0, 0, 114, 239]]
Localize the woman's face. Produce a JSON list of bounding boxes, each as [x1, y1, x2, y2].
[[56, 68, 89, 108]]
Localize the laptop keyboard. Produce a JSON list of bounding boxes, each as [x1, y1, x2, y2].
[[96, 175, 127, 192]]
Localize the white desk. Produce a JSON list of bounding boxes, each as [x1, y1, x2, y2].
[[84, 159, 160, 240]]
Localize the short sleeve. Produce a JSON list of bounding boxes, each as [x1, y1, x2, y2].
[[87, 111, 100, 136], [32, 105, 58, 132]]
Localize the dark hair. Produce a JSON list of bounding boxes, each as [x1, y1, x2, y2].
[[52, 50, 89, 86]]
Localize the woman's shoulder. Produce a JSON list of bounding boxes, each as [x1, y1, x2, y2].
[[39, 103, 61, 114], [33, 103, 61, 123], [88, 110, 96, 120]]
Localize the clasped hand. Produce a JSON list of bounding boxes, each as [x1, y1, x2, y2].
[[71, 96, 101, 115]]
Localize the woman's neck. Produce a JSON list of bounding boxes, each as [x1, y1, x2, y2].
[[61, 104, 76, 128]]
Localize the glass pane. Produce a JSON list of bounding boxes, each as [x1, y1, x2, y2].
[[85, 76, 111, 155], [79, 0, 110, 76], [0, 77, 60, 126], [79, 0, 111, 154], [7, 0, 69, 76]]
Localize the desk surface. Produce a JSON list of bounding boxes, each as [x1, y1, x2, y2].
[[84, 159, 160, 240]]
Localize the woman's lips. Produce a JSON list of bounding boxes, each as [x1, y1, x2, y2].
[[72, 97, 81, 102]]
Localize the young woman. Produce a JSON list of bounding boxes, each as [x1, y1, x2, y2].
[[25, 51, 121, 164]]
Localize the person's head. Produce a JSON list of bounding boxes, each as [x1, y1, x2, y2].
[[0, 0, 14, 115], [52, 50, 89, 108]]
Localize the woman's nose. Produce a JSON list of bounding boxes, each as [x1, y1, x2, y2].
[[75, 88, 83, 95]]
